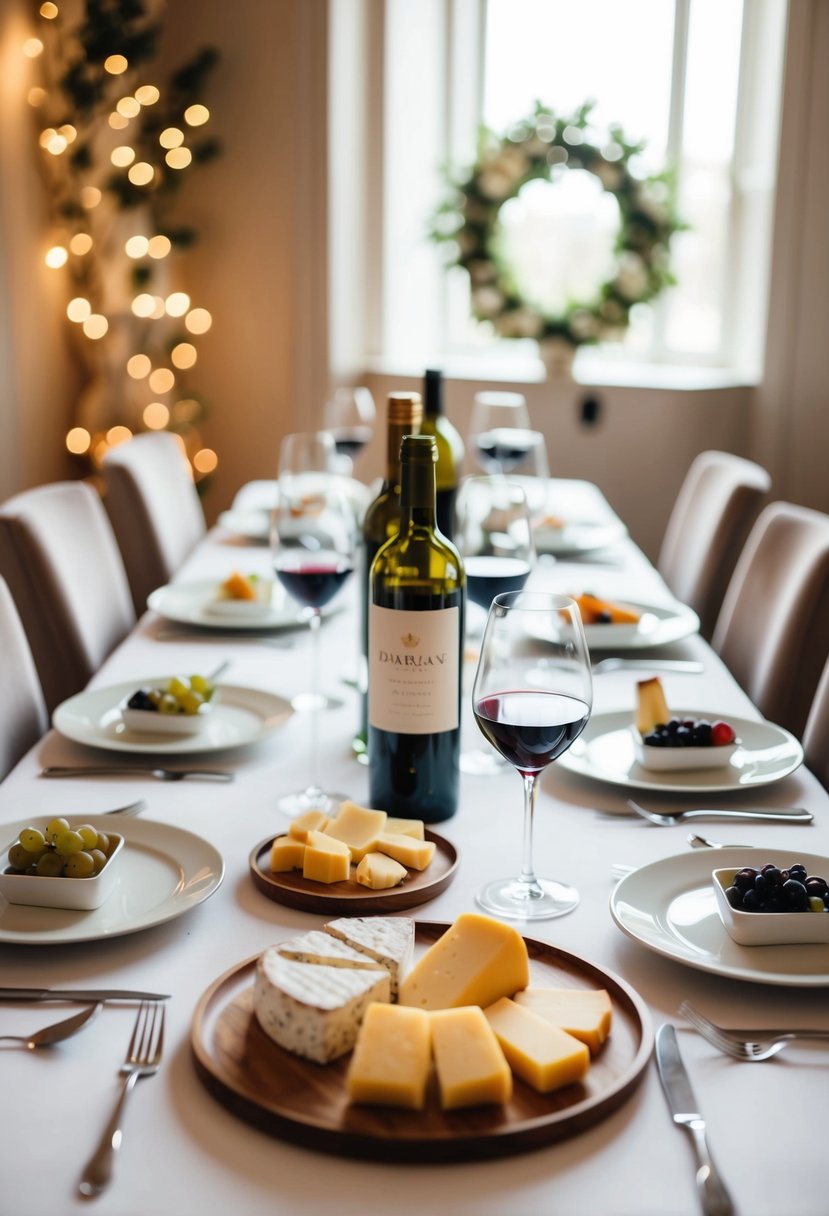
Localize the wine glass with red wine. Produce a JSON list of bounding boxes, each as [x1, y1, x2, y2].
[[272, 431, 356, 816], [472, 591, 592, 919], [324, 386, 376, 474]]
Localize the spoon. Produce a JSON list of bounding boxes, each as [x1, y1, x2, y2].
[[0, 1002, 102, 1049]]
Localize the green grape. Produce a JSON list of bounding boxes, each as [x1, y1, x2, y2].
[[19, 827, 46, 853], [167, 676, 190, 700], [8, 842, 33, 870], [190, 674, 209, 694], [46, 816, 70, 844], [158, 693, 180, 715], [95, 831, 110, 855], [55, 829, 84, 857], [179, 690, 204, 716], [89, 848, 108, 875], [36, 851, 64, 877], [65, 851, 95, 879], [77, 824, 99, 849]]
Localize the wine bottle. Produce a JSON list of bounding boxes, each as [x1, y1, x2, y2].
[[355, 392, 423, 759], [368, 434, 465, 822], [421, 368, 464, 542]]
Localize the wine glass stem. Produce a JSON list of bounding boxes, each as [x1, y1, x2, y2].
[[308, 609, 322, 791], [519, 773, 544, 897]]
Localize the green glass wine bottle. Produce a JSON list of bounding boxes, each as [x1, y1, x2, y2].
[[421, 368, 464, 542], [368, 434, 465, 822], [354, 392, 423, 761]]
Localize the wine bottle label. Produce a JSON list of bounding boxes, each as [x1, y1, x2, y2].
[[369, 605, 460, 734]]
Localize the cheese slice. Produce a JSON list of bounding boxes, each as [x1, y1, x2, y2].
[[430, 1006, 512, 1110], [324, 916, 414, 999], [398, 913, 529, 1011], [270, 835, 305, 872], [385, 817, 425, 840], [277, 930, 387, 973], [303, 830, 351, 883], [288, 808, 331, 842], [323, 801, 388, 861], [514, 987, 612, 1054], [254, 950, 390, 1063], [355, 852, 408, 890], [483, 997, 590, 1093], [375, 833, 435, 871], [346, 1002, 431, 1110]]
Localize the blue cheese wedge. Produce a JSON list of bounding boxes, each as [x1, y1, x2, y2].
[[323, 916, 415, 999], [276, 930, 387, 973], [254, 949, 390, 1064]]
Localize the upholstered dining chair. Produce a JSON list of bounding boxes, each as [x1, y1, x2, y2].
[[102, 431, 206, 614], [657, 450, 771, 638], [710, 501, 829, 739], [0, 574, 48, 779], [0, 481, 136, 714], [803, 657, 829, 790]]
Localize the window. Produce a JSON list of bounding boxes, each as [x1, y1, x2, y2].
[[360, 0, 788, 381]]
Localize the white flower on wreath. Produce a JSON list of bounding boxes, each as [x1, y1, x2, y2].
[[493, 307, 543, 338], [472, 285, 506, 318], [635, 183, 670, 226], [569, 310, 600, 341], [592, 160, 623, 192], [613, 251, 650, 302], [600, 298, 625, 324], [478, 145, 529, 200]]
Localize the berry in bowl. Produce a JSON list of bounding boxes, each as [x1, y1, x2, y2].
[[633, 677, 739, 771], [713, 859, 829, 945], [120, 674, 217, 736], [0, 817, 124, 910]]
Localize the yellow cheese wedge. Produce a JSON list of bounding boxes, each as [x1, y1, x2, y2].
[[346, 1002, 431, 1110], [375, 833, 435, 871], [302, 830, 351, 884], [270, 835, 306, 872], [385, 817, 425, 840], [323, 801, 388, 862], [483, 997, 590, 1093], [288, 808, 331, 843], [398, 913, 529, 1011], [430, 1006, 512, 1110], [355, 852, 408, 890], [514, 987, 612, 1055]]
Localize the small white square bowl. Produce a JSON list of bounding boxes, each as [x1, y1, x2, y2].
[[633, 730, 739, 772], [0, 833, 124, 910], [712, 867, 829, 946], [120, 697, 214, 736]]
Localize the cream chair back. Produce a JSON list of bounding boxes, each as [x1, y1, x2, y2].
[[658, 450, 770, 638], [711, 501, 829, 738], [0, 481, 135, 714], [102, 432, 206, 613], [0, 575, 48, 779], [803, 657, 829, 790]]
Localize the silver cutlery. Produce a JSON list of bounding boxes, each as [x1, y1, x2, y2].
[[626, 798, 813, 825], [592, 658, 704, 674], [0, 987, 169, 1002], [687, 833, 745, 850], [41, 765, 234, 782], [0, 1002, 102, 1048], [79, 1000, 165, 1197], [155, 626, 294, 648], [102, 799, 147, 816], [655, 1023, 735, 1216], [679, 1001, 829, 1062]]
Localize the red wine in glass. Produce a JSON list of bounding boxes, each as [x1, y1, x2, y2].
[[275, 558, 353, 610], [465, 556, 532, 611], [474, 691, 590, 776], [331, 425, 373, 461]]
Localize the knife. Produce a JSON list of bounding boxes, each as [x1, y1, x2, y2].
[[0, 988, 169, 1002], [655, 1023, 735, 1216], [592, 658, 704, 674], [40, 766, 234, 781]]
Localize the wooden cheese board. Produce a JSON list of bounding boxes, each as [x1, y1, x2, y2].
[[190, 922, 653, 1162], [248, 829, 458, 914]]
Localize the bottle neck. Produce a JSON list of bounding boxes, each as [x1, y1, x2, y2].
[[385, 421, 416, 483], [423, 370, 443, 419], [399, 454, 437, 529]]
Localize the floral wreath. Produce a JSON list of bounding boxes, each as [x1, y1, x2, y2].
[[432, 102, 683, 350]]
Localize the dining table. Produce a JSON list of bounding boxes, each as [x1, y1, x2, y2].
[[0, 477, 826, 1216]]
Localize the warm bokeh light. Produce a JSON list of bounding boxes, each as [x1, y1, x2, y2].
[[39, 128, 56, 148], [184, 307, 212, 334], [116, 96, 140, 118], [83, 314, 109, 339], [147, 235, 171, 258], [46, 133, 68, 155], [184, 104, 210, 127], [28, 87, 46, 107], [66, 427, 91, 455], [132, 293, 156, 318], [170, 432, 189, 459], [172, 398, 201, 423], [165, 147, 192, 170], [81, 186, 101, 209], [66, 297, 91, 323], [143, 402, 170, 429], [165, 292, 190, 317], [106, 425, 132, 446], [40, 2, 59, 17], [69, 233, 93, 255], [125, 235, 149, 258], [111, 145, 136, 167], [150, 296, 165, 319], [135, 84, 160, 105], [171, 342, 197, 369], [149, 367, 175, 394], [109, 112, 129, 130], [127, 354, 152, 379], [45, 245, 68, 268], [58, 124, 77, 143], [104, 54, 128, 75], [23, 38, 44, 58], [128, 162, 154, 186], [159, 127, 184, 149], [193, 447, 218, 475]]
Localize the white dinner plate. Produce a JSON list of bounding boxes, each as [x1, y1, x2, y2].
[[217, 508, 272, 543], [531, 599, 700, 650], [223, 477, 372, 541], [557, 709, 803, 792], [0, 816, 224, 945], [533, 518, 629, 557], [53, 680, 293, 755], [610, 848, 829, 987], [148, 579, 318, 631]]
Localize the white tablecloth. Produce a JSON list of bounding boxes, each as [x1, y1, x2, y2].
[[1, 480, 826, 1216]]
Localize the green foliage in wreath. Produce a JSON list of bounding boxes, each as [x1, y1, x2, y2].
[[432, 102, 684, 349]]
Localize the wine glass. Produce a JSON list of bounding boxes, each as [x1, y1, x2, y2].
[[272, 431, 356, 817], [471, 592, 592, 919], [323, 386, 376, 475]]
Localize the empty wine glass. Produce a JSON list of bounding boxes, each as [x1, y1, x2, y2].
[[468, 391, 546, 478], [472, 592, 592, 919], [324, 386, 376, 475], [272, 431, 356, 816]]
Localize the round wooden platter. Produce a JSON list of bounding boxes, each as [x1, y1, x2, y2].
[[248, 829, 459, 914], [190, 922, 654, 1163]]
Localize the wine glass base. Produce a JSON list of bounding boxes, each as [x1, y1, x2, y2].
[[459, 748, 511, 776], [277, 787, 350, 819], [290, 691, 345, 713], [475, 876, 580, 921]]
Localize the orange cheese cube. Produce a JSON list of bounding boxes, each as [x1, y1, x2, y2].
[[355, 852, 408, 890], [288, 808, 331, 843], [483, 997, 590, 1093], [385, 817, 425, 840], [513, 987, 612, 1054], [399, 913, 529, 1011], [323, 801, 387, 862], [430, 1006, 512, 1109], [346, 1003, 431, 1110], [270, 835, 306, 872], [375, 833, 435, 871], [302, 830, 350, 884]]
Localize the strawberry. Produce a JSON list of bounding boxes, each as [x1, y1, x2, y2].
[[711, 720, 736, 746]]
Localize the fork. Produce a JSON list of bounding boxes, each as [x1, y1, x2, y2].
[[626, 798, 813, 825], [78, 1000, 165, 1196], [679, 1001, 829, 1061]]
